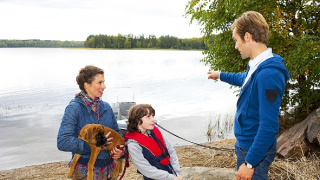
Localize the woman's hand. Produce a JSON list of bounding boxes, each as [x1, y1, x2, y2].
[[101, 131, 112, 150], [111, 145, 125, 159], [100, 131, 125, 159], [174, 176, 183, 180]]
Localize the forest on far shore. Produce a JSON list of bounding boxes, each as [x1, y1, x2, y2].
[[0, 39, 84, 48], [0, 34, 207, 50], [84, 34, 207, 50]]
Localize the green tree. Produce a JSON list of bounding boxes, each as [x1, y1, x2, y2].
[[124, 37, 131, 49], [84, 35, 96, 48], [185, 0, 320, 120], [136, 41, 142, 48], [149, 34, 157, 48], [116, 33, 125, 49], [138, 34, 145, 48], [0, 41, 8, 47]]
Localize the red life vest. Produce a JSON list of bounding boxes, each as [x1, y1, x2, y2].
[[125, 126, 170, 166]]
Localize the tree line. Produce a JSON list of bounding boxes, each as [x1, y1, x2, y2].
[[84, 34, 207, 50], [0, 35, 207, 50], [0, 39, 84, 48]]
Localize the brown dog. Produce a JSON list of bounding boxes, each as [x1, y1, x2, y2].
[[67, 124, 125, 180]]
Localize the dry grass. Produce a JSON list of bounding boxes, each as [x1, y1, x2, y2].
[[269, 153, 320, 180], [204, 113, 320, 179], [176, 140, 320, 180]]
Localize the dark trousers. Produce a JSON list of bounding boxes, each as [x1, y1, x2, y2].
[[235, 143, 276, 180]]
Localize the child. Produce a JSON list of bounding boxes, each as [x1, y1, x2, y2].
[[125, 104, 183, 180]]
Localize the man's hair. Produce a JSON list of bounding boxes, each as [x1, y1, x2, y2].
[[231, 11, 270, 44]]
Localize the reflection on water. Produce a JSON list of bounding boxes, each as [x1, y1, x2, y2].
[[0, 48, 237, 170]]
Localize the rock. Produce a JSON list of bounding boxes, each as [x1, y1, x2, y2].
[[180, 167, 236, 180], [307, 108, 320, 144], [277, 107, 320, 158]]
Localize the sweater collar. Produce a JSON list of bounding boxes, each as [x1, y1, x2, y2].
[[248, 48, 273, 71]]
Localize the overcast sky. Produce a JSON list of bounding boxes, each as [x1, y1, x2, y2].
[[0, 0, 202, 41]]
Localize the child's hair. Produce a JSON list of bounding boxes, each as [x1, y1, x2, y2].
[[127, 104, 155, 132]]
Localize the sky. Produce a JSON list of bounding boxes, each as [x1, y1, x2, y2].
[[0, 0, 202, 41]]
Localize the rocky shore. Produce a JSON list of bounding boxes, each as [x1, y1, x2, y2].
[[0, 139, 237, 180], [2, 138, 318, 179]]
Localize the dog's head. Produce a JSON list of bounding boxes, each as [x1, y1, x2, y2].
[[79, 124, 107, 147], [95, 131, 107, 147]]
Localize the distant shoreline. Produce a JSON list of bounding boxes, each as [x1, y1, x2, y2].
[[0, 47, 204, 51]]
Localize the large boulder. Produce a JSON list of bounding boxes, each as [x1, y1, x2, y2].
[[277, 107, 320, 158]]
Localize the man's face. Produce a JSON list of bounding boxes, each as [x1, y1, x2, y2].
[[232, 29, 250, 59]]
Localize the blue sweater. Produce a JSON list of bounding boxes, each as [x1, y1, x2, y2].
[[220, 54, 290, 167], [57, 97, 121, 167]]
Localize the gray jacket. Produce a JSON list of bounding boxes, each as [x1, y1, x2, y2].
[[126, 133, 181, 180]]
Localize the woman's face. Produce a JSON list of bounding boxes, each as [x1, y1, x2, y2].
[[84, 74, 106, 99]]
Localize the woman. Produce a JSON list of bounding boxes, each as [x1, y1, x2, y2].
[[57, 65, 124, 180], [125, 104, 183, 180]]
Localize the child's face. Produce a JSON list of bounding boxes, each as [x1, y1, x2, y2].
[[140, 109, 156, 132]]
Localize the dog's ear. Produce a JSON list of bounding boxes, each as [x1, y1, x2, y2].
[[86, 128, 93, 142], [79, 127, 93, 142]]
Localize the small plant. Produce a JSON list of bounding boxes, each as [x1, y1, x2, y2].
[[206, 113, 234, 142], [206, 117, 215, 141]]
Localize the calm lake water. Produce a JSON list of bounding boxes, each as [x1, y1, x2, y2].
[[0, 48, 237, 170]]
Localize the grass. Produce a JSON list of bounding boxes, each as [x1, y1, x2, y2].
[[269, 152, 320, 179], [205, 113, 320, 179], [206, 113, 234, 142]]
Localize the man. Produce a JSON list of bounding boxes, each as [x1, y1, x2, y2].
[[208, 11, 290, 180]]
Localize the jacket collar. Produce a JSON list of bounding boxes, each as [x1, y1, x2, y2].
[[73, 96, 105, 114]]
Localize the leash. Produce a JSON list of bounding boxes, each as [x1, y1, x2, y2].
[[117, 145, 129, 180], [109, 145, 129, 180], [155, 122, 235, 152]]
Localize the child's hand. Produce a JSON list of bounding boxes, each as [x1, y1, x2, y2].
[[173, 176, 183, 180]]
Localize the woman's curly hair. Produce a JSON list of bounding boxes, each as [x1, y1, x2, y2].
[[76, 65, 104, 93]]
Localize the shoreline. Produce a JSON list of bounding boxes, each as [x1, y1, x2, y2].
[[0, 139, 237, 180], [1, 138, 318, 180]]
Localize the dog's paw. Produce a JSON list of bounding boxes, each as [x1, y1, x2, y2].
[[67, 170, 73, 178], [67, 174, 73, 178]]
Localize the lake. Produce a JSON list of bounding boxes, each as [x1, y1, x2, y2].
[[0, 48, 237, 170]]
